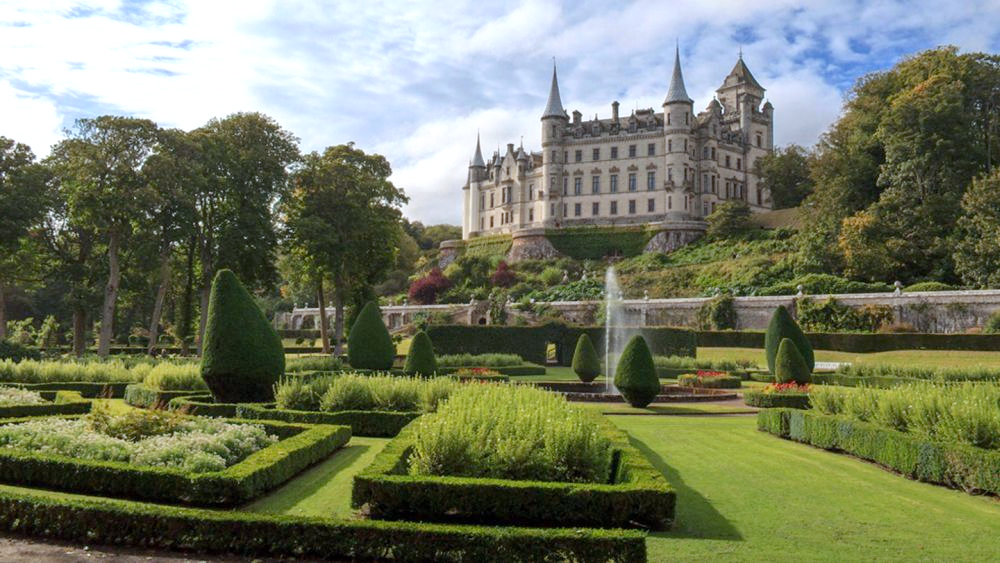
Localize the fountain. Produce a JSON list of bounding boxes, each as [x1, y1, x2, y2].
[[604, 266, 624, 395]]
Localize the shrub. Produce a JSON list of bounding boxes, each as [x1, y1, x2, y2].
[[437, 353, 523, 367], [696, 294, 737, 330], [347, 302, 394, 370], [285, 355, 342, 373], [408, 267, 452, 305], [985, 310, 1000, 334], [904, 281, 956, 292], [764, 305, 813, 374], [490, 261, 518, 288], [0, 340, 41, 362], [0, 387, 46, 406], [774, 338, 810, 384], [571, 333, 601, 383], [201, 270, 284, 403], [676, 371, 741, 388], [142, 363, 207, 391], [539, 267, 563, 286], [403, 331, 437, 376], [613, 336, 660, 408], [796, 297, 892, 332], [705, 200, 752, 239]]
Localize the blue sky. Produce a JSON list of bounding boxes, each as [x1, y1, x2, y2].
[[2, 0, 999, 224]]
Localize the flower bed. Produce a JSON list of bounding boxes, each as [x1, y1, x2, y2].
[[352, 385, 675, 529], [448, 367, 510, 382], [677, 371, 742, 389], [274, 373, 460, 414], [744, 383, 810, 409], [437, 353, 523, 367], [236, 403, 418, 438], [0, 411, 348, 506], [0, 389, 91, 418]]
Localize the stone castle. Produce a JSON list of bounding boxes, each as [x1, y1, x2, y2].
[[457, 48, 774, 260]]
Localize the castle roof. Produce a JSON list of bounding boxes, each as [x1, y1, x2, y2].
[[471, 133, 485, 168], [664, 46, 693, 105], [722, 56, 764, 92], [542, 64, 566, 119]]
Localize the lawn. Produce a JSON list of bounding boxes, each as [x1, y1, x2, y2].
[[614, 415, 1000, 561], [580, 402, 756, 415], [698, 346, 1000, 369]]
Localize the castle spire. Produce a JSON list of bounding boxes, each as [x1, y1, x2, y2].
[[664, 44, 693, 105], [471, 132, 485, 168], [542, 62, 566, 119]]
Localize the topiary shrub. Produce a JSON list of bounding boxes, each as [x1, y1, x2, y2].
[[200, 269, 284, 403], [404, 331, 437, 376], [774, 338, 811, 384], [613, 336, 660, 408], [348, 301, 395, 370], [0, 340, 41, 362], [765, 305, 814, 375], [571, 333, 601, 383]]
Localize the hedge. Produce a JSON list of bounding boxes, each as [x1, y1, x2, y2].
[[236, 403, 419, 438], [0, 417, 348, 506], [758, 408, 1000, 496], [699, 331, 1000, 352], [676, 374, 742, 389], [0, 391, 90, 419], [427, 323, 695, 366], [464, 234, 512, 257], [743, 391, 810, 409], [123, 384, 203, 409], [352, 415, 675, 530], [809, 373, 924, 388], [0, 484, 646, 563], [545, 226, 656, 260], [167, 395, 239, 417], [8, 381, 128, 398], [438, 364, 546, 376]]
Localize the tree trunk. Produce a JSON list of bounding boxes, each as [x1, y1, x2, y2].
[[317, 278, 330, 354], [97, 232, 121, 357], [147, 248, 172, 356], [72, 307, 86, 357], [0, 286, 6, 341], [333, 283, 345, 356], [178, 237, 196, 356], [197, 243, 213, 356]]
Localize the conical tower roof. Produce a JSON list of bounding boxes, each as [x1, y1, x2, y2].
[[542, 64, 566, 119], [664, 45, 693, 105], [471, 133, 485, 168], [721, 55, 764, 92]]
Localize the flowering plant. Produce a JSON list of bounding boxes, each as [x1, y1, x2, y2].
[[761, 382, 810, 394], [453, 367, 503, 377], [695, 370, 727, 378]]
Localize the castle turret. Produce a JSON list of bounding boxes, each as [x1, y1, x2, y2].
[[469, 133, 486, 182], [716, 54, 765, 142], [663, 45, 694, 218], [541, 63, 568, 225]]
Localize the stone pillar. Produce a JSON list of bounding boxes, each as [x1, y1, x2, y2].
[[438, 239, 462, 269], [507, 228, 562, 263], [644, 220, 707, 253]]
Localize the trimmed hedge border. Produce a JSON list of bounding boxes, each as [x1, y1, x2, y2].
[[438, 364, 546, 376], [124, 384, 204, 409], [235, 403, 419, 438], [698, 330, 1000, 352], [758, 408, 1000, 495], [0, 484, 645, 563], [809, 373, 924, 388], [352, 416, 675, 530], [676, 374, 742, 389], [167, 395, 238, 417], [6, 382, 129, 398], [0, 390, 91, 419], [0, 416, 349, 506], [743, 391, 810, 409]]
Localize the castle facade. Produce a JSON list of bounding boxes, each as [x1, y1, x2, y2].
[[460, 49, 774, 252]]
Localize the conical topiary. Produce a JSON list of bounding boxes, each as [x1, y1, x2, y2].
[[613, 335, 661, 408], [765, 305, 814, 375], [404, 330, 437, 376], [774, 337, 811, 384], [201, 269, 284, 403], [572, 333, 601, 383], [347, 301, 395, 370]]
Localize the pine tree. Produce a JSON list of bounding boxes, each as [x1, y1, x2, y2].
[[347, 301, 395, 370]]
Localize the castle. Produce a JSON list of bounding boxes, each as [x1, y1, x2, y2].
[[458, 48, 774, 259]]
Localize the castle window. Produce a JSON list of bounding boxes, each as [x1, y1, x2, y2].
[[757, 188, 763, 205], [490, 216, 494, 228], [628, 173, 637, 192], [563, 203, 567, 217], [563, 178, 568, 195], [529, 208, 534, 221], [550, 203, 555, 216], [628, 200, 636, 214], [668, 139, 672, 152], [629, 120, 637, 133], [611, 146, 618, 159], [703, 203, 708, 215], [756, 133, 762, 147], [480, 218, 484, 230], [610, 201, 618, 215], [647, 171, 656, 191], [593, 148, 600, 161], [736, 158, 742, 170], [725, 155, 731, 167], [711, 147, 717, 160], [702, 146, 709, 159], [668, 168, 673, 182], [712, 202, 717, 213], [551, 150, 556, 163], [575, 150, 582, 162], [574, 203, 581, 217], [490, 193, 494, 207], [647, 143, 655, 156], [648, 198, 655, 212], [529, 184, 534, 200], [628, 145, 636, 158], [725, 181, 731, 198], [592, 202, 599, 215], [574, 177, 582, 195], [685, 112, 689, 125], [703, 174, 708, 190], [668, 195, 672, 210], [564, 151, 568, 162], [610, 174, 618, 193], [667, 113, 671, 126], [592, 176, 600, 194], [684, 139, 688, 152], [480, 195, 485, 209]]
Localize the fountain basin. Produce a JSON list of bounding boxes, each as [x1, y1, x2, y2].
[[529, 381, 737, 403]]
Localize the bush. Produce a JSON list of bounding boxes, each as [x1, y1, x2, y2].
[[764, 306, 813, 374], [275, 373, 460, 415], [614, 336, 660, 408], [142, 363, 206, 391], [571, 333, 601, 383], [774, 338, 810, 384], [696, 294, 737, 330], [539, 267, 563, 286], [0, 341, 41, 362], [676, 371, 741, 389], [985, 310, 1000, 334], [347, 302, 394, 370], [796, 297, 892, 332], [201, 270, 284, 403], [904, 281, 956, 292], [408, 267, 452, 305], [285, 356, 342, 373], [705, 200, 752, 239], [403, 331, 436, 376], [744, 390, 810, 409], [436, 353, 523, 367], [237, 403, 419, 438], [490, 261, 518, 288]]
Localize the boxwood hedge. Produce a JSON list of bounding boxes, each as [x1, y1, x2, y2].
[[235, 403, 419, 438], [743, 391, 810, 409], [123, 384, 203, 409], [167, 395, 238, 417], [0, 390, 90, 418]]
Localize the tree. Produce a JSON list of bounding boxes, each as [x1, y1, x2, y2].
[[705, 200, 752, 239], [284, 143, 407, 354], [490, 261, 517, 288], [571, 333, 601, 383], [613, 335, 660, 408], [774, 338, 811, 384], [48, 116, 162, 356], [765, 306, 814, 375], [408, 267, 452, 304], [753, 144, 814, 209], [404, 330, 437, 376], [347, 301, 394, 370], [953, 171, 1000, 287]]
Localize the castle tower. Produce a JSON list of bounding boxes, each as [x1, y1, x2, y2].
[[663, 46, 694, 219], [463, 133, 487, 238], [540, 63, 567, 226], [716, 54, 765, 142]]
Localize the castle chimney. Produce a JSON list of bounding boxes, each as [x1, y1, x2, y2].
[[506, 143, 514, 154], [612, 101, 620, 122], [572, 110, 582, 125]]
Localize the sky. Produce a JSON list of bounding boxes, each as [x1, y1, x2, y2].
[[2, 1, 1000, 225]]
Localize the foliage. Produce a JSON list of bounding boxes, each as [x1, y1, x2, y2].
[[274, 373, 459, 414], [545, 226, 655, 259], [796, 296, 893, 332], [774, 338, 811, 383], [201, 270, 285, 403], [436, 353, 523, 367], [142, 362, 206, 391], [0, 387, 47, 407], [752, 144, 814, 209], [954, 170, 1000, 287], [904, 281, 956, 292], [0, 341, 41, 363], [985, 310, 1000, 334], [408, 384, 613, 483], [346, 301, 394, 370], [490, 261, 518, 288], [756, 273, 893, 296], [706, 200, 753, 240], [571, 333, 601, 383], [407, 267, 452, 304], [696, 294, 737, 330], [614, 336, 660, 408], [834, 363, 1000, 383], [285, 355, 343, 373], [653, 355, 754, 371], [524, 277, 604, 302], [237, 402, 419, 438], [744, 389, 810, 409], [764, 306, 814, 374], [0, 359, 146, 383], [403, 330, 437, 376], [676, 371, 741, 388]]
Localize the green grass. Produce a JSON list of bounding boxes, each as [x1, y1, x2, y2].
[[243, 436, 389, 518], [698, 346, 1000, 370], [613, 415, 1000, 561], [580, 403, 756, 415]]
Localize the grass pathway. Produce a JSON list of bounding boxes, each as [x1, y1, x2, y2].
[[613, 415, 1000, 561]]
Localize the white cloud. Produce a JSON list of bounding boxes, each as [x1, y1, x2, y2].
[[0, 81, 64, 155]]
